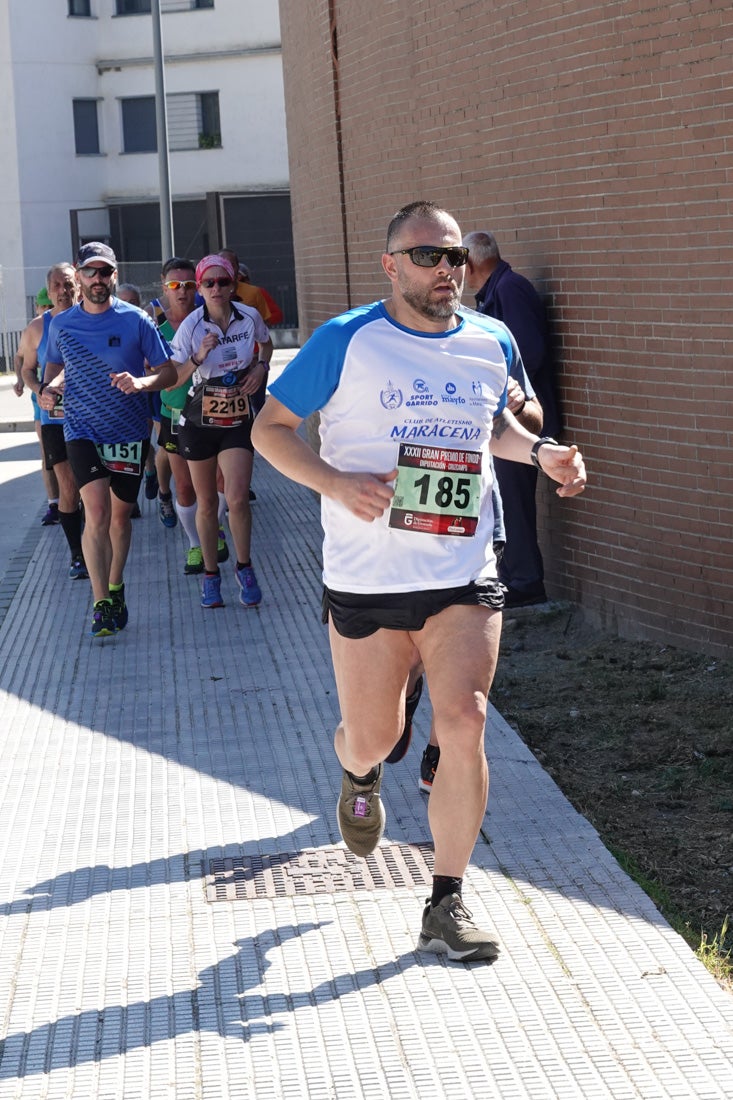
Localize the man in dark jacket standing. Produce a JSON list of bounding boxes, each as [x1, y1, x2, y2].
[[463, 231, 562, 606]]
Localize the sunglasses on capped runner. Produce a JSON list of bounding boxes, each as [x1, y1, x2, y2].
[[200, 277, 234, 289], [163, 279, 196, 290], [78, 264, 116, 279], [388, 245, 469, 268]]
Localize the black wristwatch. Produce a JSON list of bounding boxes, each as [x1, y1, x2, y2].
[[530, 437, 561, 469]]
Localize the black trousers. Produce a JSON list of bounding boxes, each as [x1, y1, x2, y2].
[[493, 457, 545, 596]]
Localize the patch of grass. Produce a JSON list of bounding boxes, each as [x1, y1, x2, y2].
[[609, 845, 673, 913], [657, 766, 687, 793], [696, 917, 732, 988], [609, 845, 732, 991]]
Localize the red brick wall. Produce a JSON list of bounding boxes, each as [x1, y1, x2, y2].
[[279, 0, 733, 655]]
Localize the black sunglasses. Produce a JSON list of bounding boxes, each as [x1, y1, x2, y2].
[[163, 279, 196, 290], [78, 264, 115, 279], [201, 277, 233, 289], [389, 245, 469, 268]]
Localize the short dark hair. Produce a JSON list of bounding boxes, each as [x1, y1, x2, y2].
[[161, 256, 196, 277], [386, 200, 453, 251]]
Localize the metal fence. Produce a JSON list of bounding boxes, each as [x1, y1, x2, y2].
[[0, 263, 298, 372]]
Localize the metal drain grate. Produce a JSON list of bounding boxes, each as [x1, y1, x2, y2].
[[206, 843, 434, 901]]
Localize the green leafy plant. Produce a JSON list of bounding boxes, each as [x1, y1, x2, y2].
[[198, 131, 221, 149]]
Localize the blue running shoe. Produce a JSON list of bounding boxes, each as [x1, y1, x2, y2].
[[90, 600, 118, 638], [69, 555, 89, 580], [110, 585, 128, 630], [201, 572, 224, 608], [235, 564, 261, 608], [158, 493, 177, 528]]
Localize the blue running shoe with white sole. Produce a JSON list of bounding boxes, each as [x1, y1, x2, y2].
[[235, 564, 261, 608], [201, 572, 224, 608]]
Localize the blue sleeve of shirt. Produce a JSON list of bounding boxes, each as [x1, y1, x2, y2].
[[45, 316, 61, 368], [268, 304, 377, 419]]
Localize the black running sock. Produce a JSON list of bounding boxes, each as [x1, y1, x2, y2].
[[205, 569, 220, 577], [431, 875, 463, 909], [159, 490, 173, 500], [346, 766, 379, 785], [58, 508, 83, 555], [236, 561, 251, 571]]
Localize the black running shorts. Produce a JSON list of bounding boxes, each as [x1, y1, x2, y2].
[[66, 437, 150, 504], [40, 423, 67, 469], [321, 579, 505, 639], [177, 418, 253, 462], [157, 413, 180, 454]]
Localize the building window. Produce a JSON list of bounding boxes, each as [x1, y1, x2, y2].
[[121, 97, 157, 153], [165, 0, 214, 9], [121, 92, 221, 153], [115, 0, 213, 12], [68, 0, 92, 14], [168, 92, 221, 150], [115, 0, 150, 13], [73, 99, 100, 155]]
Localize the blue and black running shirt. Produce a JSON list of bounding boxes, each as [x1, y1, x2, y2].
[[46, 298, 171, 444]]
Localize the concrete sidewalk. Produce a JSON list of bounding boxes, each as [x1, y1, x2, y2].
[[0, 369, 731, 1098], [0, 373, 35, 432]]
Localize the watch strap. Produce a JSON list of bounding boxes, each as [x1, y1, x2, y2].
[[530, 437, 561, 469]]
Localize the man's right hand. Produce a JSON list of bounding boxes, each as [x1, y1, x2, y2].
[[331, 469, 397, 522], [38, 386, 61, 412]]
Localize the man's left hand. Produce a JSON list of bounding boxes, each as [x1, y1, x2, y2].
[[538, 443, 587, 498], [505, 378, 526, 414], [110, 372, 144, 394]]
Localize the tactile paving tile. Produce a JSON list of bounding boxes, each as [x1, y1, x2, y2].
[[205, 843, 434, 901], [2, 368, 733, 1099]]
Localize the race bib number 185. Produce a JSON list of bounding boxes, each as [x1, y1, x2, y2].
[[388, 443, 482, 537]]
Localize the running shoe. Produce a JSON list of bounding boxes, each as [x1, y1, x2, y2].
[[217, 528, 230, 563], [336, 764, 385, 857], [158, 493, 177, 528], [90, 599, 117, 638], [110, 585, 128, 630], [385, 675, 424, 764], [419, 744, 440, 793], [144, 469, 159, 499], [418, 893, 500, 962], [41, 502, 59, 526], [235, 564, 262, 608], [69, 555, 88, 580], [201, 572, 224, 608], [184, 546, 204, 575]]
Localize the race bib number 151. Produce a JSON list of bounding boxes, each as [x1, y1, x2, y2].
[[388, 443, 482, 536], [98, 441, 143, 475]]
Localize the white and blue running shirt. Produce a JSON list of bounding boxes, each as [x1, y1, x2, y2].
[[46, 298, 171, 444], [269, 300, 513, 594], [170, 302, 270, 381]]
